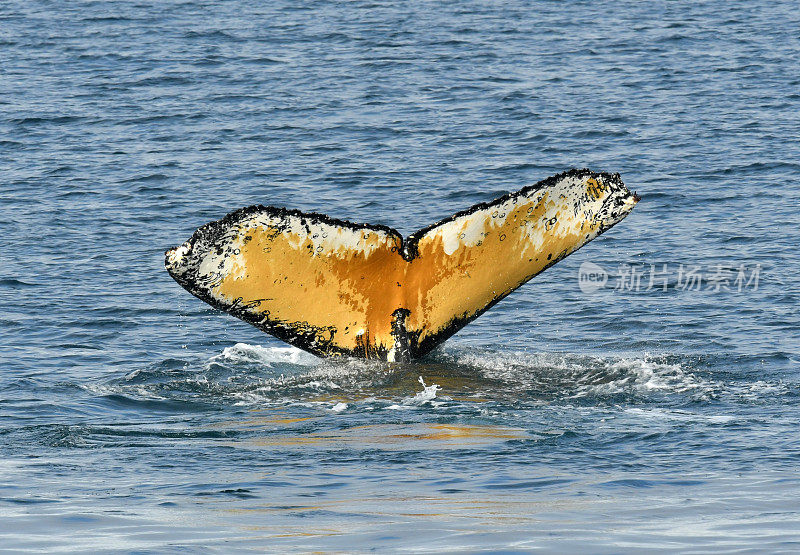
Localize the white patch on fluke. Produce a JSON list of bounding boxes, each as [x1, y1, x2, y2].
[[247, 214, 389, 258], [165, 243, 191, 277], [435, 213, 489, 256]]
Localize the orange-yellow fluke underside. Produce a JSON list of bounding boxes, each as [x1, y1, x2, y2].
[[165, 169, 638, 361]]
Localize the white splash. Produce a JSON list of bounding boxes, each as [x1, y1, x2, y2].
[[216, 343, 321, 367], [386, 376, 442, 410], [444, 347, 718, 401], [415, 375, 442, 402], [574, 358, 708, 397]]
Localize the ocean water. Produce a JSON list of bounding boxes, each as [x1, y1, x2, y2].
[[2, 0, 799, 551]]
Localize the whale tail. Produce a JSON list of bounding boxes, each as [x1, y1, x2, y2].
[[165, 169, 638, 361]]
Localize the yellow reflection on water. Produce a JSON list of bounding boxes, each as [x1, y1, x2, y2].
[[227, 422, 527, 450], [207, 410, 318, 430]]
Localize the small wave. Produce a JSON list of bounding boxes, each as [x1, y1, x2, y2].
[[727, 380, 797, 402], [215, 343, 320, 368], [570, 358, 711, 399], [0, 278, 40, 288], [243, 56, 283, 65], [119, 173, 170, 184], [10, 115, 85, 125], [439, 348, 717, 402], [623, 408, 736, 424], [183, 30, 242, 41], [87, 344, 378, 408]]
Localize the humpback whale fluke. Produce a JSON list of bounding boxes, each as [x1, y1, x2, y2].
[[166, 169, 638, 361]]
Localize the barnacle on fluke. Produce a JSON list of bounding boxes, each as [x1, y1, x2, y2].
[[165, 169, 638, 361]]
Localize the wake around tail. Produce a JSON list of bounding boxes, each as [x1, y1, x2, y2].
[[165, 169, 638, 361]]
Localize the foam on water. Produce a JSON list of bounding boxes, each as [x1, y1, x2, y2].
[[83, 343, 786, 411], [439, 347, 718, 403], [72, 341, 800, 438], [569, 357, 714, 399]]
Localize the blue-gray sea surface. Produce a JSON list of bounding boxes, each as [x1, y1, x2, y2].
[[2, 0, 800, 552]]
